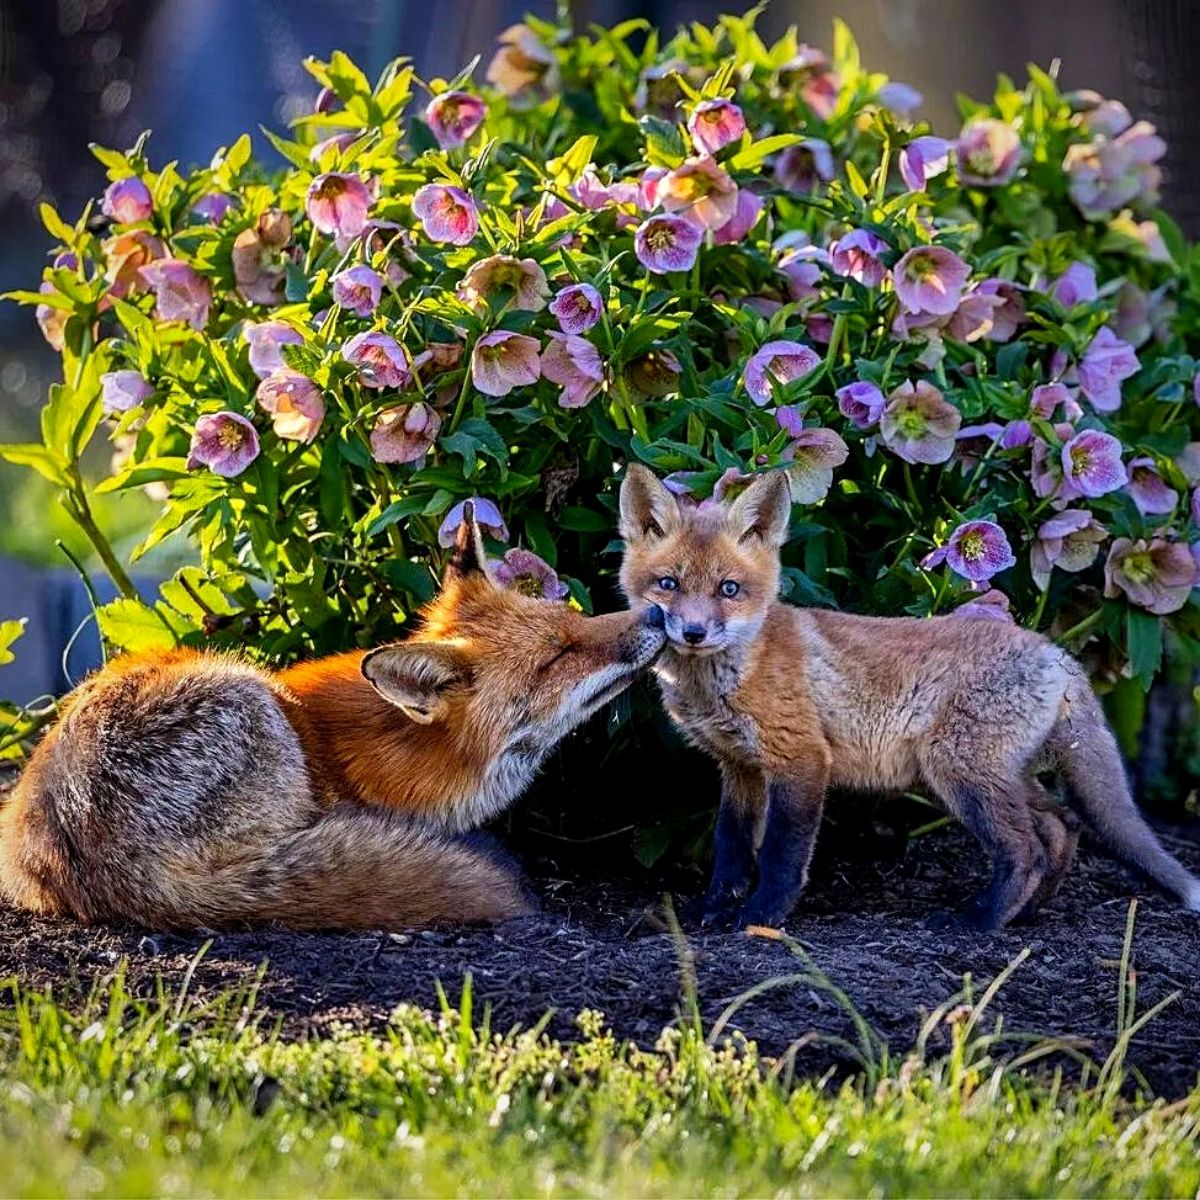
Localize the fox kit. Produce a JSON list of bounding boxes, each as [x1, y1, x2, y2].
[[0, 505, 666, 932], [620, 465, 1200, 931]]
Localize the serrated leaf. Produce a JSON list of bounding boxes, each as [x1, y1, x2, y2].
[[0, 443, 68, 485], [0, 618, 26, 666], [96, 598, 186, 653]]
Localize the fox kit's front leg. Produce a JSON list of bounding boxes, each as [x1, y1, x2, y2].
[[702, 765, 766, 924]]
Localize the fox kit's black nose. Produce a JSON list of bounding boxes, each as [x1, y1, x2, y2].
[[682, 623, 706, 645], [642, 604, 666, 630]]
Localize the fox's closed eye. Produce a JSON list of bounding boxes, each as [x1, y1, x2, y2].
[[539, 645, 573, 672]]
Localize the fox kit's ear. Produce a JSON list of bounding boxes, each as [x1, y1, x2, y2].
[[362, 642, 471, 723], [619, 464, 680, 542], [726, 471, 792, 547], [444, 500, 493, 585]]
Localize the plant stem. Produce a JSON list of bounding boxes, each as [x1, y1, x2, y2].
[[448, 366, 474, 435], [63, 468, 138, 601], [1055, 607, 1105, 647]]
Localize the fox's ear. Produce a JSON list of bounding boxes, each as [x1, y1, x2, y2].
[[619, 464, 680, 542], [726, 471, 792, 547], [362, 642, 471, 724], [443, 500, 494, 586]]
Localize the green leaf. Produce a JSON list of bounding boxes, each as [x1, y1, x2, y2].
[[557, 506, 610, 533], [367, 494, 428, 538], [380, 558, 437, 604], [95, 457, 191, 494], [548, 134, 598, 183], [1126, 607, 1163, 690], [38, 202, 74, 244], [0, 618, 27, 666], [727, 133, 800, 171], [96, 598, 186, 653], [0, 443, 68, 486]]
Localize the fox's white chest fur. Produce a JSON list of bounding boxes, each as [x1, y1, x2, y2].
[[654, 650, 760, 766]]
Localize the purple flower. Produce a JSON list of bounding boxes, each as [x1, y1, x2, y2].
[[634, 214, 703, 275], [658, 157, 739, 230], [625, 347, 681, 398], [244, 322, 303, 379], [438, 497, 509, 547], [138, 258, 211, 330], [836, 381, 886, 429], [1031, 509, 1108, 590], [1104, 538, 1198, 614], [687, 99, 747, 155], [548, 283, 603, 334], [1050, 262, 1098, 307], [331, 265, 383, 318], [1077, 327, 1139, 413], [974, 279, 1025, 341], [306, 173, 372, 239], [899, 136, 951, 191], [458, 254, 550, 313], [775, 414, 849, 503], [712, 189, 765, 246], [743, 340, 821, 406], [1031, 382, 1081, 421], [926, 520, 1016, 582], [1126, 456, 1179, 515], [541, 332, 604, 409], [893, 245, 970, 316], [186, 411, 260, 477], [955, 118, 1022, 186], [878, 81, 923, 118], [490, 548, 569, 601], [255, 369, 325, 443], [951, 589, 1014, 622], [1061, 429, 1127, 497], [102, 177, 152, 224], [829, 229, 889, 287], [1064, 121, 1165, 219], [778, 244, 826, 302], [880, 380, 962, 464], [486, 23, 558, 101], [774, 138, 834, 192], [412, 184, 479, 245], [100, 369, 153, 413], [342, 331, 412, 389], [370, 402, 441, 464], [193, 192, 233, 223], [470, 331, 541, 397], [425, 90, 487, 149]]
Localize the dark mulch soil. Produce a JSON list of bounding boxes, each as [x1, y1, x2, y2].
[[3, 817, 1199, 1095]]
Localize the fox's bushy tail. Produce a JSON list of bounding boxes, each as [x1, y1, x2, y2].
[[1057, 679, 1200, 911]]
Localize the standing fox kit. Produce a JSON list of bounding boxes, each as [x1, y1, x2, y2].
[[0, 506, 665, 931], [620, 465, 1200, 930]]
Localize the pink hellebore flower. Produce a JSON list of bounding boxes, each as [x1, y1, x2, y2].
[[658, 156, 739, 231], [774, 139, 834, 193], [342, 330, 412, 389], [687, 98, 747, 155], [193, 192, 233, 223], [244, 322, 303, 379], [104, 229, 164, 299], [775, 410, 849, 503], [899, 136, 951, 192], [975, 279, 1025, 341], [457, 254, 550, 313], [412, 183, 479, 246], [1050, 262, 1098, 307], [836, 381, 886, 429], [625, 347, 681, 397], [541, 332, 604, 409], [425, 90, 487, 149], [778, 244, 827, 302], [491, 548, 569, 601], [256, 369, 325, 444], [878, 81, 923, 119], [232, 208, 293, 307], [438, 497, 509, 547], [1104, 538, 1198, 615], [100, 369, 153, 414], [1064, 121, 1166, 219], [1077, 327, 1139, 413], [951, 589, 1014, 622], [548, 283, 603, 334], [880, 380, 962, 464], [470, 331, 541, 397], [102, 177, 153, 224], [713, 189, 765, 246], [1031, 382, 1083, 422], [485, 23, 558, 101], [1061, 429, 1127, 497], [829, 229, 889, 287], [955, 118, 1022, 186], [1031, 509, 1108, 590], [186, 411, 260, 477], [1126, 457, 1179, 515], [893, 245, 970, 316], [306, 173, 371, 239], [743, 340, 821, 406], [331, 265, 383, 317], [35, 283, 66, 351], [926, 520, 1016, 582], [370, 402, 442, 464], [138, 258, 211, 330], [634, 214, 702, 275]]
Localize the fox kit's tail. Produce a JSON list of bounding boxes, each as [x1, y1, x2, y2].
[[1056, 678, 1200, 911]]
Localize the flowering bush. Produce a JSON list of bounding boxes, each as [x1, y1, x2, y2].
[[5, 10, 1200, 717]]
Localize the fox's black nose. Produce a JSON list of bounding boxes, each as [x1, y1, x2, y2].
[[682, 623, 706, 645], [642, 604, 666, 630]]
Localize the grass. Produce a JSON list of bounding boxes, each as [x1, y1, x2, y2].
[[1, 907, 1198, 1198]]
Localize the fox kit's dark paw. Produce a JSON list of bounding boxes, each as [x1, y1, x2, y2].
[[733, 897, 793, 932], [693, 890, 743, 930], [924, 906, 1001, 933]]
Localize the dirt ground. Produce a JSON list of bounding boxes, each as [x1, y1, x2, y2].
[[3, 818, 1199, 1096]]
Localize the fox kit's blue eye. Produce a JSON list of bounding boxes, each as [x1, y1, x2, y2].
[[719, 579, 740, 598], [658, 576, 679, 591]]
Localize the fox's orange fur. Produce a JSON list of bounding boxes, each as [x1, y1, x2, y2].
[[619, 465, 1200, 930], [0, 510, 665, 931]]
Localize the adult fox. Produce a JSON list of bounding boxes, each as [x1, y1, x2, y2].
[[0, 505, 666, 931], [619, 464, 1200, 931]]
